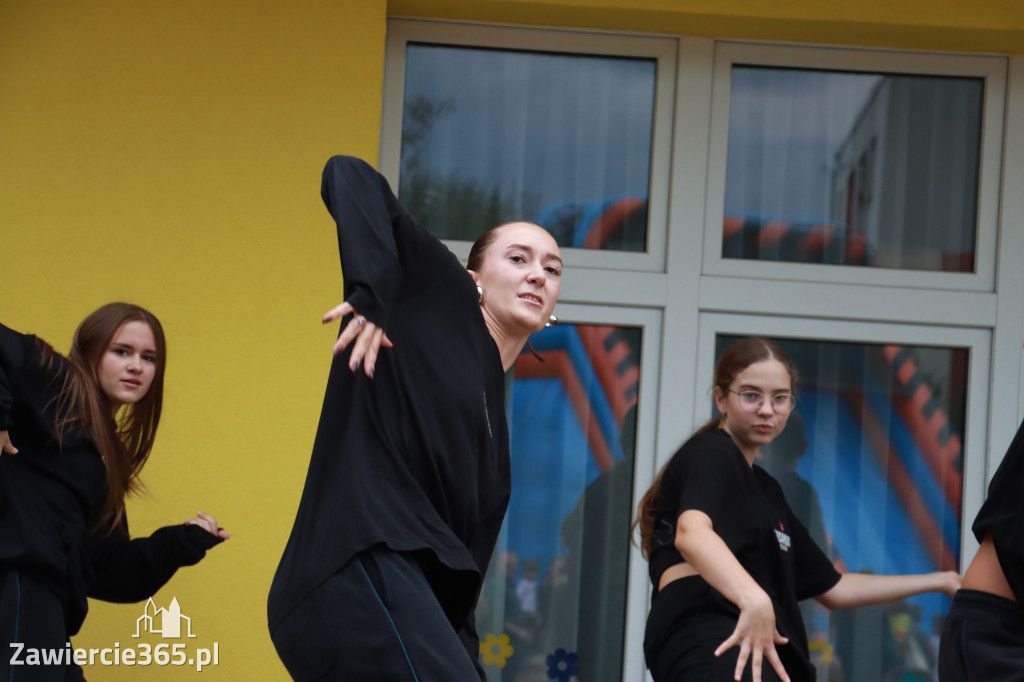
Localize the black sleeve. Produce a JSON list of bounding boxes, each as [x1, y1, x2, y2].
[[0, 323, 28, 431], [784, 501, 841, 600], [673, 438, 743, 529], [320, 155, 457, 332], [86, 515, 224, 603]]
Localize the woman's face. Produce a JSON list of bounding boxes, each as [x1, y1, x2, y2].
[[714, 358, 793, 461], [97, 320, 158, 412], [472, 223, 562, 334]]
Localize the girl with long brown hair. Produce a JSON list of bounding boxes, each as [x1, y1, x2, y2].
[[636, 337, 960, 682], [0, 302, 228, 680]]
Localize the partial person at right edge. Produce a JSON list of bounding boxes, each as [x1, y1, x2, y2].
[[939, 405, 1024, 681], [635, 337, 961, 682]]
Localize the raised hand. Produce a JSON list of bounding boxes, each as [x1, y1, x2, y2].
[[322, 301, 394, 378]]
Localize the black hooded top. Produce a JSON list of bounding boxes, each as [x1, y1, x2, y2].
[[267, 156, 511, 661], [0, 323, 223, 636]]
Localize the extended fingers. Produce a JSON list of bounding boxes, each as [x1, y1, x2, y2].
[[362, 327, 385, 378], [185, 511, 230, 539], [714, 633, 738, 658], [333, 314, 367, 357], [765, 643, 791, 682], [733, 642, 751, 682], [322, 302, 352, 324], [0, 431, 17, 456]]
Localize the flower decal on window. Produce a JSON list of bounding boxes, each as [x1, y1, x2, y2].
[[808, 634, 834, 666], [545, 648, 579, 682], [480, 633, 514, 668]]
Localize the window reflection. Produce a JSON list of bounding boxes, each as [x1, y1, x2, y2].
[[717, 335, 966, 681], [477, 324, 641, 681], [400, 44, 655, 251], [724, 67, 984, 272]]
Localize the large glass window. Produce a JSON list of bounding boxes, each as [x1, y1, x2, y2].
[[723, 67, 984, 272], [715, 334, 968, 682], [476, 323, 641, 682], [398, 44, 656, 251]]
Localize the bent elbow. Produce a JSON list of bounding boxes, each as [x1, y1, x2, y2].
[[673, 511, 710, 560]]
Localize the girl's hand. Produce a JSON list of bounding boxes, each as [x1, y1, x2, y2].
[[184, 511, 230, 540], [715, 591, 791, 682], [937, 570, 962, 597], [322, 301, 394, 378], [0, 430, 17, 456]]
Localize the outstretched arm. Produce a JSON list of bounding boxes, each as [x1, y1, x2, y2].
[[814, 570, 960, 611], [676, 509, 791, 682], [318, 156, 455, 376], [87, 511, 228, 603]]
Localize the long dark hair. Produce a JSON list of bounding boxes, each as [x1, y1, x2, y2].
[[632, 337, 798, 559], [46, 302, 166, 528]]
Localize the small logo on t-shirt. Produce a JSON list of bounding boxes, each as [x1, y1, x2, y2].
[[775, 522, 791, 552]]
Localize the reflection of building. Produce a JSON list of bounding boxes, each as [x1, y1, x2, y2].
[[830, 76, 983, 271], [134, 597, 196, 639]]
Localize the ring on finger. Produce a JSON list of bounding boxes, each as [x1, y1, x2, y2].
[[356, 316, 366, 326]]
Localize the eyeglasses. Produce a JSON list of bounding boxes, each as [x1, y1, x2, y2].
[[728, 389, 796, 414]]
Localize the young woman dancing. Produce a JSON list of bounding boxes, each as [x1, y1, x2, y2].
[[268, 155, 562, 681], [0, 302, 229, 681], [636, 337, 960, 682]]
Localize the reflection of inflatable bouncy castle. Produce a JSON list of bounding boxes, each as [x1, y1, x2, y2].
[[536, 197, 649, 252], [504, 324, 640, 682], [722, 214, 872, 265], [518, 196, 964, 635], [505, 323, 639, 571], [756, 339, 965, 578]]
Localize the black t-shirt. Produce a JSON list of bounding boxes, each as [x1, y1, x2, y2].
[[267, 157, 511, 664], [648, 429, 840, 678], [972, 417, 1024, 603]]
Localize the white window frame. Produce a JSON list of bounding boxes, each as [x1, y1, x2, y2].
[[693, 312, 991, 562], [375, 18, 1024, 682], [702, 41, 1007, 292], [381, 18, 678, 274], [517, 301, 663, 682]]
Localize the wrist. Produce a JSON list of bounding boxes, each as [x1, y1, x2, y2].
[[737, 586, 771, 611]]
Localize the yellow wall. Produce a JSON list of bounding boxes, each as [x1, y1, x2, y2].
[[1, 0, 1019, 679], [1, 1, 386, 678], [391, 0, 1024, 53]]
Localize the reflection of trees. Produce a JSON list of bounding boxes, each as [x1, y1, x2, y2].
[[399, 95, 538, 242]]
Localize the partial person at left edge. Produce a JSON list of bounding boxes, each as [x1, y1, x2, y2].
[[0, 303, 229, 681]]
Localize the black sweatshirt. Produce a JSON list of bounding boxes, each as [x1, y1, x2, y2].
[[0, 323, 223, 636], [267, 156, 511, 664]]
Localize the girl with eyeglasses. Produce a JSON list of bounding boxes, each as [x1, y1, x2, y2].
[[634, 337, 960, 682]]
